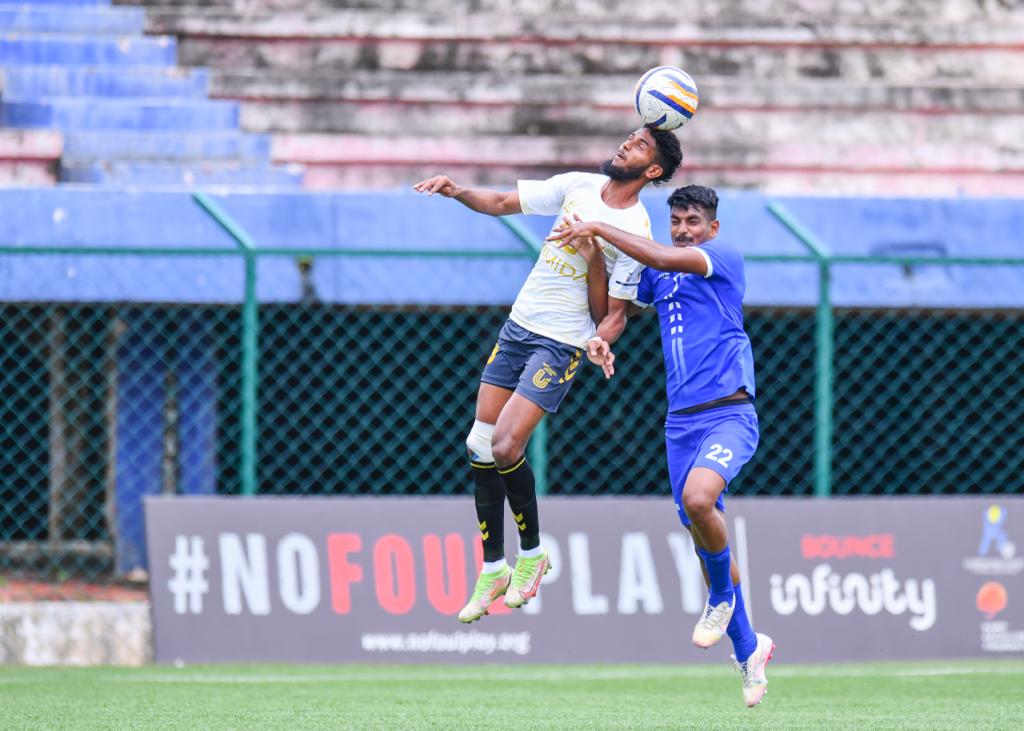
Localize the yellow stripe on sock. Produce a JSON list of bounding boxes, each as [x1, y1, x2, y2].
[[497, 457, 526, 475]]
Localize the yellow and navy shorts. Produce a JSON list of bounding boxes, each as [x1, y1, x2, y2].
[[480, 320, 583, 414]]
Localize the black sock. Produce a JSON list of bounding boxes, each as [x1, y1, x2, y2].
[[471, 461, 506, 563], [498, 457, 540, 552]]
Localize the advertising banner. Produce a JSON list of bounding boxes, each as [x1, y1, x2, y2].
[[145, 496, 1024, 664]]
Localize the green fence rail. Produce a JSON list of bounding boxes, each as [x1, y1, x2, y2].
[[1, 195, 1023, 580]]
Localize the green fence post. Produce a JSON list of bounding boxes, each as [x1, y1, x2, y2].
[[766, 202, 834, 498], [498, 216, 550, 495], [193, 193, 260, 497], [814, 261, 834, 498]]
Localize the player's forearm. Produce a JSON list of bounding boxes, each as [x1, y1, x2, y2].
[[586, 264, 609, 325], [595, 307, 627, 344], [592, 222, 672, 268], [453, 187, 520, 216]]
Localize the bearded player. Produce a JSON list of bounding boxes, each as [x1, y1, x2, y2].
[[414, 126, 682, 622]]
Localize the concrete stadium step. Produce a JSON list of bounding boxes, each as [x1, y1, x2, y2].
[[173, 35, 1024, 85], [297, 163, 1024, 197], [0, 129, 62, 185], [144, 7, 1024, 45], [0, 4, 144, 34], [122, 0, 1024, 26], [240, 100, 1024, 150], [59, 160, 304, 186], [274, 132, 1024, 174], [0, 98, 240, 130], [62, 131, 270, 163], [0, 66, 209, 100], [0, 34, 176, 66], [273, 133, 1024, 196], [210, 70, 1024, 114]]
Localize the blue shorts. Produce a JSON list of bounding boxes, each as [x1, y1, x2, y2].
[[665, 402, 759, 527], [480, 320, 583, 414]]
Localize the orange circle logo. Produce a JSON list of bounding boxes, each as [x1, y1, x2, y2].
[[976, 581, 1008, 619]]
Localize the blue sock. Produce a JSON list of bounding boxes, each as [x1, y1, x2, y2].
[[727, 583, 758, 662], [697, 545, 735, 607]]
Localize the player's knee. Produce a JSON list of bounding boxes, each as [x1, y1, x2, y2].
[[465, 420, 495, 464], [682, 486, 716, 519], [490, 434, 523, 469]]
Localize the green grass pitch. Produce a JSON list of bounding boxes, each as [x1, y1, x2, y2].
[[2, 660, 1022, 729]]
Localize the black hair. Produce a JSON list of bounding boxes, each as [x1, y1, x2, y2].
[[667, 184, 718, 219], [646, 126, 683, 186]]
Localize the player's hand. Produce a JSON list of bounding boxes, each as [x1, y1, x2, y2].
[[548, 214, 600, 250], [553, 215, 602, 263], [413, 175, 463, 198], [587, 337, 616, 379]]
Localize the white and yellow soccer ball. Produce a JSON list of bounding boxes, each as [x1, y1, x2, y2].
[[633, 66, 699, 131]]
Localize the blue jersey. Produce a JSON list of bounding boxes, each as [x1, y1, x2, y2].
[[636, 240, 756, 412]]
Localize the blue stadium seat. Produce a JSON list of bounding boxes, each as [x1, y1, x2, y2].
[[59, 161, 303, 187], [0, 5, 144, 34], [62, 131, 270, 164], [0, 66, 209, 99], [1, 98, 240, 130], [0, 34, 176, 66]]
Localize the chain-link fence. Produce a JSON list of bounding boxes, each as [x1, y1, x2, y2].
[[1, 201, 1022, 581]]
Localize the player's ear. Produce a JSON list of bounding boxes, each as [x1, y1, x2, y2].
[[708, 219, 720, 240], [646, 163, 663, 181]]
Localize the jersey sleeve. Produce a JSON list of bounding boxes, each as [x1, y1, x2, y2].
[[696, 241, 743, 285], [634, 267, 655, 307], [517, 173, 575, 216], [607, 252, 646, 302]]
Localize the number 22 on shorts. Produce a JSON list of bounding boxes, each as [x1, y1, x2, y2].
[[704, 443, 732, 467]]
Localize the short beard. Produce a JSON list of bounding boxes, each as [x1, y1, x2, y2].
[[600, 159, 645, 182]]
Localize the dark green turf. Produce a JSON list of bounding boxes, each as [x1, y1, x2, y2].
[[1, 660, 1022, 730]]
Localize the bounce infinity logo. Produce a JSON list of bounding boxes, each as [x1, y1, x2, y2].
[[770, 532, 936, 631]]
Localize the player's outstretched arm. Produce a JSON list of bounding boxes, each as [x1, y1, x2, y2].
[[413, 175, 522, 216], [549, 219, 708, 276]]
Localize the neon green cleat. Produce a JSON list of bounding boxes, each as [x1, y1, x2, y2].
[[458, 566, 512, 623], [504, 551, 551, 609]]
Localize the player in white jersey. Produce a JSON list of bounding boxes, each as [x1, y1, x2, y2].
[[414, 127, 683, 623]]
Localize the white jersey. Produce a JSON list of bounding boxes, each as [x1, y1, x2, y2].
[[512, 172, 651, 348]]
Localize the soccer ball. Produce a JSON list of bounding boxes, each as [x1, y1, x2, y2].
[[633, 66, 699, 131]]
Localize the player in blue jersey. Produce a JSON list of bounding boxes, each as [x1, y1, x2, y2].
[[547, 185, 775, 708]]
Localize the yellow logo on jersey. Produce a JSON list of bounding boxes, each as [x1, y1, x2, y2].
[[532, 364, 557, 389], [486, 343, 500, 365], [541, 246, 590, 283]]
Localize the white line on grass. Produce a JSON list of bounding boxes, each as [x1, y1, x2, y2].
[[91, 663, 1024, 685]]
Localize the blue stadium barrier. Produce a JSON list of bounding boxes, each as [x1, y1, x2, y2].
[[0, 4, 144, 34], [0, 98, 240, 130], [114, 309, 216, 572], [1, 188, 1022, 308], [0, 66, 209, 99], [0, 34, 175, 66], [62, 131, 270, 163], [59, 162, 303, 187]]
